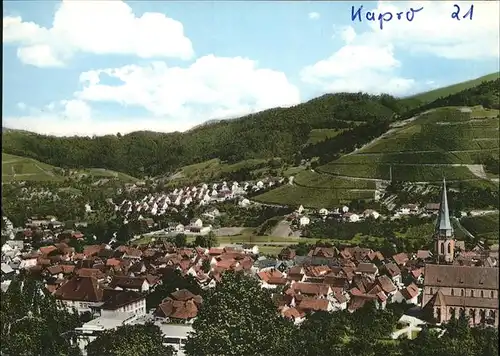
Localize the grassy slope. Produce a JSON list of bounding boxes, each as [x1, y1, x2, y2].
[[166, 158, 276, 185], [2, 152, 138, 183], [2, 153, 63, 182], [255, 106, 498, 207], [306, 129, 346, 145], [460, 213, 499, 242], [406, 72, 500, 104], [319, 107, 499, 181]]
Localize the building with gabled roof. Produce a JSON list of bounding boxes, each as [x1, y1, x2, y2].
[[422, 264, 498, 327]]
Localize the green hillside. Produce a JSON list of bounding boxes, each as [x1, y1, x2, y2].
[[2, 73, 499, 200], [255, 105, 499, 208], [2, 153, 63, 182], [461, 212, 499, 242], [407, 72, 499, 105], [1, 93, 406, 178], [2, 153, 138, 183]]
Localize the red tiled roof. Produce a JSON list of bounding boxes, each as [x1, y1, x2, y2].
[[291, 282, 330, 296], [40, 245, 58, 255], [392, 253, 409, 266], [257, 269, 283, 283], [54, 276, 103, 302], [106, 258, 122, 267], [156, 298, 199, 319], [282, 307, 305, 320], [298, 298, 330, 312]]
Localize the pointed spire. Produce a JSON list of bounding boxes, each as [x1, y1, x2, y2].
[[435, 177, 453, 237]]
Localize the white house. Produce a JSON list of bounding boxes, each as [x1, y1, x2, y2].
[[239, 198, 251, 207], [344, 213, 360, 223], [299, 216, 310, 227], [331, 293, 348, 311], [74, 312, 138, 352], [190, 219, 203, 229], [100, 292, 147, 317], [363, 209, 380, 220], [318, 208, 329, 216], [393, 283, 420, 305]]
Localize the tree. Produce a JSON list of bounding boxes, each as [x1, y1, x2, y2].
[[116, 223, 133, 243], [194, 231, 218, 248], [86, 323, 175, 356], [1, 274, 82, 356], [184, 271, 296, 356], [294, 311, 348, 356], [173, 233, 187, 247], [201, 259, 211, 273], [145, 269, 202, 309]]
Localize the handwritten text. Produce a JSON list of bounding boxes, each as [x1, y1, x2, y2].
[[451, 4, 474, 20], [351, 5, 424, 30]]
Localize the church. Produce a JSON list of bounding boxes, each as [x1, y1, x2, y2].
[[421, 178, 499, 327]]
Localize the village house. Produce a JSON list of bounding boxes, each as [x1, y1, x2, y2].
[[393, 283, 420, 305], [362, 209, 380, 220], [155, 289, 203, 324], [299, 216, 310, 227], [109, 276, 150, 293]]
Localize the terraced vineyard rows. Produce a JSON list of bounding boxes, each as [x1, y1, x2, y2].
[[253, 184, 375, 208], [255, 106, 499, 207]]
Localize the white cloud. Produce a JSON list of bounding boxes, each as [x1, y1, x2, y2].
[[332, 25, 357, 44], [308, 12, 320, 20], [301, 43, 414, 95], [5, 56, 301, 136], [4, 98, 198, 136], [76, 55, 301, 119], [301, 1, 499, 96], [3, 0, 194, 67], [3, 112, 197, 137], [361, 1, 500, 60], [16, 102, 27, 111]]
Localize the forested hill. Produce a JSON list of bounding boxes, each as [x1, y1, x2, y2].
[[1, 93, 404, 177], [2, 77, 499, 178], [401, 78, 500, 119]]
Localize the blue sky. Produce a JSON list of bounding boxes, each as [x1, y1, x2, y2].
[[3, 1, 499, 136]]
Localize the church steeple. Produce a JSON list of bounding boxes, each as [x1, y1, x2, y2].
[[435, 177, 455, 263], [435, 177, 453, 238]]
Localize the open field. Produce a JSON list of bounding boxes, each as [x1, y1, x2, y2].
[[406, 73, 499, 104], [2, 153, 64, 182], [80, 168, 138, 182], [166, 158, 280, 184], [253, 184, 374, 208], [306, 129, 346, 145], [293, 171, 376, 189], [134, 233, 332, 246], [460, 213, 499, 242], [2, 152, 138, 183]]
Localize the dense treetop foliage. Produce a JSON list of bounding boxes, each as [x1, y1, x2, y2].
[[184, 271, 297, 356], [402, 79, 500, 119], [1, 274, 82, 356], [86, 323, 175, 356]]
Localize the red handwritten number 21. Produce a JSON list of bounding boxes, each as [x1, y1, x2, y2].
[[451, 4, 474, 20]]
